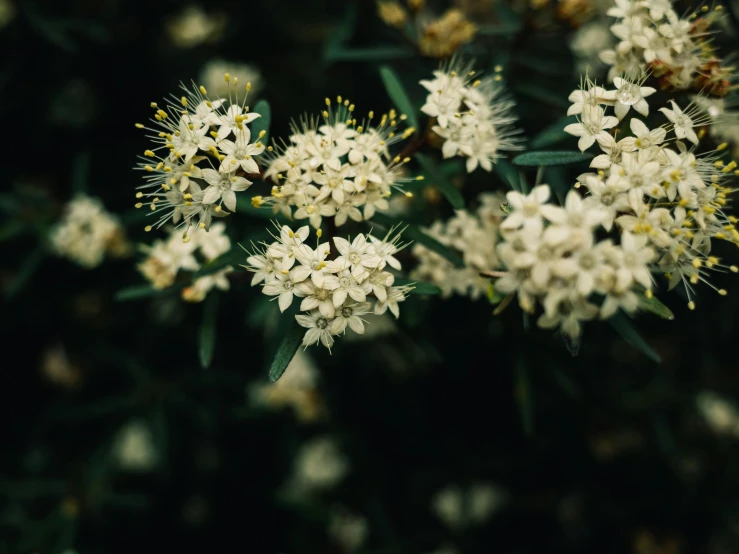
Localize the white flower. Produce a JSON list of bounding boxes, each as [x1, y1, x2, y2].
[[193, 221, 230, 261], [172, 118, 216, 162], [330, 302, 372, 335], [262, 269, 305, 312], [296, 311, 336, 350], [294, 242, 333, 287], [567, 82, 615, 116], [245, 249, 292, 286], [373, 285, 411, 318], [660, 100, 699, 145], [615, 231, 654, 290], [630, 118, 666, 150], [501, 185, 551, 231], [565, 105, 620, 152], [215, 104, 260, 140], [218, 128, 265, 173], [612, 75, 655, 119], [296, 281, 337, 318], [201, 169, 251, 211], [332, 234, 381, 281]]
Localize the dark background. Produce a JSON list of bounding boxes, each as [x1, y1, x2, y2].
[[2, 0, 739, 552]]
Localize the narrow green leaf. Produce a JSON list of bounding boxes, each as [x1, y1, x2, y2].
[[5, 248, 45, 299], [608, 312, 661, 363], [114, 284, 165, 301], [198, 293, 219, 369], [250, 99, 271, 145], [415, 153, 464, 210], [326, 46, 414, 61], [638, 294, 675, 320], [530, 116, 576, 149], [393, 277, 441, 295], [193, 249, 240, 279], [372, 212, 464, 267], [0, 220, 27, 244], [379, 65, 419, 129], [513, 150, 593, 167], [71, 151, 91, 193], [269, 322, 304, 382], [322, 2, 358, 61], [494, 158, 519, 191]]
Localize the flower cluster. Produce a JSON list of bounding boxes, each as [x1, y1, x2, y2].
[[138, 223, 232, 302], [51, 195, 129, 268], [134, 79, 265, 240], [566, 76, 738, 308], [420, 62, 521, 173], [495, 185, 655, 338], [245, 224, 414, 350], [258, 98, 417, 228], [376, 2, 477, 59], [600, 0, 731, 95], [411, 193, 504, 299]]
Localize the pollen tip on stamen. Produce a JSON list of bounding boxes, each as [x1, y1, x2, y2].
[[135, 202, 143, 208], [144, 225, 152, 232], [688, 301, 696, 310], [224, 72, 230, 82], [199, 85, 207, 95], [316, 229, 323, 238], [719, 289, 728, 296], [405, 191, 413, 198]]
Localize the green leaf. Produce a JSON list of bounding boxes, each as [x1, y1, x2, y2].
[[269, 322, 304, 382], [250, 99, 271, 145], [415, 153, 464, 210], [114, 284, 166, 301], [372, 212, 465, 267], [608, 312, 661, 363], [193, 249, 241, 279], [494, 158, 519, 191], [71, 151, 91, 193], [530, 116, 576, 149], [198, 293, 219, 369], [322, 3, 358, 61], [638, 294, 675, 320], [393, 277, 441, 295], [379, 65, 419, 130], [5, 247, 45, 299], [326, 46, 414, 61], [512, 150, 593, 167]]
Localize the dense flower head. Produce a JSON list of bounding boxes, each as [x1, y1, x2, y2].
[[599, 0, 732, 95], [51, 195, 128, 268], [244, 223, 414, 350], [420, 60, 522, 173], [411, 193, 504, 299], [566, 73, 739, 309], [256, 98, 418, 228], [133, 78, 266, 241], [495, 184, 655, 338], [138, 222, 232, 302]]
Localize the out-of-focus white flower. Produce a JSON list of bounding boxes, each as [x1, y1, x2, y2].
[[51, 195, 128, 268], [599, 0, 731, 94], [328, 508, 369, 553], [696, 391, 739, 438], [0, 0, 16, 28], [182, 266, 232, 302], [421, 60, 522, 173], [432, 483, 507, 529], [287, 436, 349, 495], [570, 20, 615, 74], [113, 420, 158, 472], [200, 59, 263, 100], [249, 350, 324, 423], [166, 5, 225, 49], [412, 192, 504, 300]]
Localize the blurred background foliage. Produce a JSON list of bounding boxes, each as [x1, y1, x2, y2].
[[3, 0, 739, 553]]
